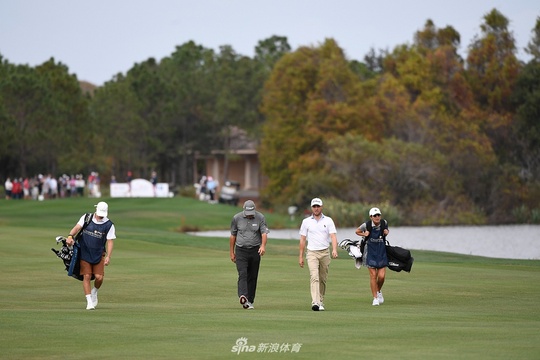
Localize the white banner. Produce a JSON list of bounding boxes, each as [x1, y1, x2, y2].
[[110, 179, 171, 198]]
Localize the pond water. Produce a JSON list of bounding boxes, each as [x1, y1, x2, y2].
[[192, 225, 540, 260]]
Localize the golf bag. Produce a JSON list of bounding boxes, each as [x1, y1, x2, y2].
[[385, 240, 414, 273], [339, 238, 363, 269], [51, 236, 83, 281], [51, 213, 94, 281]]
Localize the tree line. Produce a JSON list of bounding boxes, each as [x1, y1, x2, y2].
[[1, 9, 539, 224]]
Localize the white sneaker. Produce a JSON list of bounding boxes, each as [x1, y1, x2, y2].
[[247, 302, 254, 310], [372, 298, 380, 306], [319, 303, 325, 311], [91, 288, 98, 307], [377, 291, 384, 304], [86, 302, 95, 310]]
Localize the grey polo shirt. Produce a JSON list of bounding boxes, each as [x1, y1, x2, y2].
[[230, 211, 269, 248]]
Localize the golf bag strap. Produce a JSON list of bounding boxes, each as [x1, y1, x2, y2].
[[366, 219, 388, 241], [74, 213, 93, 242]]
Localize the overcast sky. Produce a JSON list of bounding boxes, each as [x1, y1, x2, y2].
[[1, 0, 538, 86]]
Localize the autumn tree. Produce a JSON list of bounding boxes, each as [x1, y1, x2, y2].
[[466, 8, 520, 113], [260, 39, 374, 207], [363, 19, 501, 221]]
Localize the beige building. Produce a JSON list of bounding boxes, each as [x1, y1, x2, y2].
[[195, 127, 265, 203]]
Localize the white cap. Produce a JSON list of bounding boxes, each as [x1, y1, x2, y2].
[[95, 201, 108, 217], [369, 207, 381, 216], [311, 198, 323, 207]]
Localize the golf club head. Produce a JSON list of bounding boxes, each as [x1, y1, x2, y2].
[[339, 238, 358, 250]]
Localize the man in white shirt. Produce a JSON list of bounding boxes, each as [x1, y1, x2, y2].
[[299, 198, 338, 311]]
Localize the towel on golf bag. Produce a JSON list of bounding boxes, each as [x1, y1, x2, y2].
[[339, 239, 363, 269], [385, 240, 414, 272], [67, 241, 83, 280]]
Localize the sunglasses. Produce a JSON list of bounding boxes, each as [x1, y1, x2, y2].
[[372, 214, 381, 217], [312, 205, 321, 208]]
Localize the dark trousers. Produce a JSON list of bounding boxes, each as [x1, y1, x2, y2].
[[235, 246, 261, 303]]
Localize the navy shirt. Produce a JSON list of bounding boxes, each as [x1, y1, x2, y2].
[[79, 217, 114, 264]]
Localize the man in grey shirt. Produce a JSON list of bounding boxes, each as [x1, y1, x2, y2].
[[229, 200, 269, 310]]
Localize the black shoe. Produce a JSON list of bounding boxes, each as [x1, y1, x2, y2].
[[311, 303, 319, 311], [240, 295, 249, 309]]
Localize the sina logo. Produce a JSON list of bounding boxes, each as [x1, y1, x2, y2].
[[231, 337, 256, 354]]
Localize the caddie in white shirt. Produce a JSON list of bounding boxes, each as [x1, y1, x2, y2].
[[299, 197, 338, 311]]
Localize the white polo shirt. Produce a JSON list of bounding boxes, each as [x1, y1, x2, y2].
[[299, 214, 337, 251]]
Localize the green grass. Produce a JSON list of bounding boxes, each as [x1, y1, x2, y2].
[[1, 197, 539, 359]]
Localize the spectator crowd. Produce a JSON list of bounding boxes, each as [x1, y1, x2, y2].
[[3, 172, 102, 200]]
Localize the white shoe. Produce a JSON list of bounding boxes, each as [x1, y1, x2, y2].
[[86, 303, 95, 310], [91, 288, 98, 307], [372, 298, 380, 306], [247, 302, 254, 310], [319, 303, 325, 311], [377, 291, 384, 304]]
